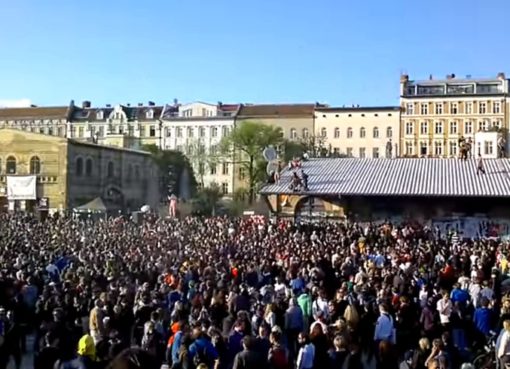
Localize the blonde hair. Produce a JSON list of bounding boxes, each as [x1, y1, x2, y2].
[[504, 320, 510, 332], [419, 337, 431, 351]]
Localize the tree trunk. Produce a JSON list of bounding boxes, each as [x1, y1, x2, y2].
[[248, 156, 255, 204]]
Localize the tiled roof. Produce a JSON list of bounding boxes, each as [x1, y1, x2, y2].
[[70, 105, 164, 122], [260, 158, 510, 197], [238, 104, 317, 117], [0, 106, 69, 120]]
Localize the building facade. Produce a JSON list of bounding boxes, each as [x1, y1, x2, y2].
[[400, 73, 509, 157], [161, 102, 239, 194], [0, 129, 160, 213], [314, 106, 401, 158]]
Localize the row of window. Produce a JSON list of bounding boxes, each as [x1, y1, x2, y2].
[[405, 101, 502, 115], [164, 126, 230, 139], [74, 157, 141, 182], [334, 147, 389, 158], [195, 162, 233, 176], [315, 126, 393, 139], [0, 156, 41, 175], [318, 113, 394, 118], [404, 140, 495, 157], [197, 182, 230, 194], [404, 120, 502, 135]]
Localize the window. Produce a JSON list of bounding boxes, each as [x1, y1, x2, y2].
[[449, 141, 458, 156], [290, 128, 297, 139], [29, 156, 41, 174], [165, 127, 171, 137], [209, 127, 217, 137], [221, 126, 229, 137], [321, 127, 327, 137], [420, 141, 428, 156], [434, 121, 443, 135], [222, 162, 229, 175], [302, 128, 309, 138], [479, 120, 488, 132], [98, 126, 105, 137], [360, 127, 366, 138], [210, 145, 218, 155], [464, 121, 473, 134], [484, 141, 494, 155], [6, 156, 16, 174], [405, 142, 413, 155], [435, 103, 443, 115], [372, 147, 379, 158], [239, 168, 246, 180], [199, 127, 206, 137], [198, 162, 205, 174], [221, 182, 229, 194], [186, 145, 194, 155], [96, 110, 104, 120], [176, 127, 183, 137], [420, 103, 428, 115], [449, 121, 458, 135], [149, 125, 156, 137], [187, 127, 194, 138], [359, 147, 366, 158], [334, 128, 340, 138], [78, 127, 84, 138], [386, 126, 392, 138], [479, 102, 487, 114], [139, 125, 146, 137], [406, 103, 414, 115], [76, 157, 83, 176], [420, 122, 428, 135], [202, 108, 207, 117], [146, 110, 154, 119], [57, 127, 64, 137], [346, 148, 353, 157], [450, 102, 458, 115], [465, 102, 473, 114], [347, 127, 353, 138], [210, 163, 217, 175], [182, 109, 192, 117], [434, 141, 443, 156], [405, 122, 414, 135], [85, 159, 93, 176], [493, 120, 501, 129], [493, 101, 501, 114], [107, 162, 114, 178], [373, 127, 379, 138]]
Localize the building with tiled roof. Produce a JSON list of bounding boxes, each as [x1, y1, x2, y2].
[[260, 157, 510, 220], [0, 105, 71, 137]]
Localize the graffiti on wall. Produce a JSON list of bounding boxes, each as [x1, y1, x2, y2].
[[432, 217, 510, 239]]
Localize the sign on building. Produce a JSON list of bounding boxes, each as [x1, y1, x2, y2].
[[6, 176, 37, 200]]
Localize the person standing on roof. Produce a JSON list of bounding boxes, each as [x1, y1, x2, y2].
[[477, 154, 486, 175]]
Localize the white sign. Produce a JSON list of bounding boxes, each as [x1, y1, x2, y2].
[[6, 176, 37, 200]]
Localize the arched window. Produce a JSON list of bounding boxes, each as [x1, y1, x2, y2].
[[347, 127, 353, 138], [85, 159, 93, 176], [373, 127, 379, 138], [107, 161, 114, 178], [386, 126, 393, 138], [320, 127, 327, 138], [302, 128, 309, 138], [360, 127, 366, 138], [29, 156, 41, 174], [6, 156, 16, 174], [76, 158, 83, 176], [334, 128, 340, 138]]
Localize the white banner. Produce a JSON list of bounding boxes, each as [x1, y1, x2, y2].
[[6, 176, 37, 200]]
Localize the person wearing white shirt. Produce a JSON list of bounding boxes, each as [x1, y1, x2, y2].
[[436, 293, 452, 327], [297, 332, 315, 369], [498, 320, 510, 367]]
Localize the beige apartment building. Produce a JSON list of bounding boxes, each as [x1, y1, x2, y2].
[[400, 73, 509, 157], [314, 106, 400, 158], [161, 102, 240, 195]]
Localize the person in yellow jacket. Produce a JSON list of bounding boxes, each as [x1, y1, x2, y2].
[[54, 334, 97, 369]]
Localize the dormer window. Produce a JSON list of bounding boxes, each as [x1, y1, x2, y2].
[[146, 109, 154, 119], [96, 110, 104, 120]]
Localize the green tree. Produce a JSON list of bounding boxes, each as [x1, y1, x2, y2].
[[221, 121, 283, 203], [142, 144, 197, 199], [186, 139, 219, 188], [191, 182, 223, 216]]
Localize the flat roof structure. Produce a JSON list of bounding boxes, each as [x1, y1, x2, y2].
[[260, 158, 510, 198]]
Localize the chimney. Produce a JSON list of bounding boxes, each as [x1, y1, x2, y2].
[[82, 101, 91, 108], [148, 101, 155, 106], [126, 103, 131, 107], [400, 74, 409, 83], [429, 74, 433, 80], [446, 74, 455, 80], [138, 103, 143, 107], [173, 98, 178, 106], [497, 72, 506, 80], [218, 101, 223, 107], [106, 104, 111, 108]]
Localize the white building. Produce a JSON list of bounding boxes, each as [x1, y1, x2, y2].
[[161, 102, 240, 194]]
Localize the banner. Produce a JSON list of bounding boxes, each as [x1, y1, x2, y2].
[[6, 176, 37, 200]]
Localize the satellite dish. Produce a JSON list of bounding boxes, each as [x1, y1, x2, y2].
[[263, 146, 277, 162], [266, 160, 279, 175]]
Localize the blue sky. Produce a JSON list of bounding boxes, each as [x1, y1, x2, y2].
[[0, 0, 508, 107]]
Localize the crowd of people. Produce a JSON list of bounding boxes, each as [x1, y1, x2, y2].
[[0, 212, 509, 369]]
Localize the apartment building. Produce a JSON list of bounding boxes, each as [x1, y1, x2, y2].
[[314, 106, 401, 158], [400, 73, 509, 157], [161, 102, 240, 195]]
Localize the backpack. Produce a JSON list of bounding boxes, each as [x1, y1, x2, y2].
[[270, 346, 289, 369]]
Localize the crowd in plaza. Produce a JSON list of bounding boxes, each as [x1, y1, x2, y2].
[[0, 213, 509, 369]]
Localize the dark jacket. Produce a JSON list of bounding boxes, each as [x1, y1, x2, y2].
[[233, 349, 265, 369]]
